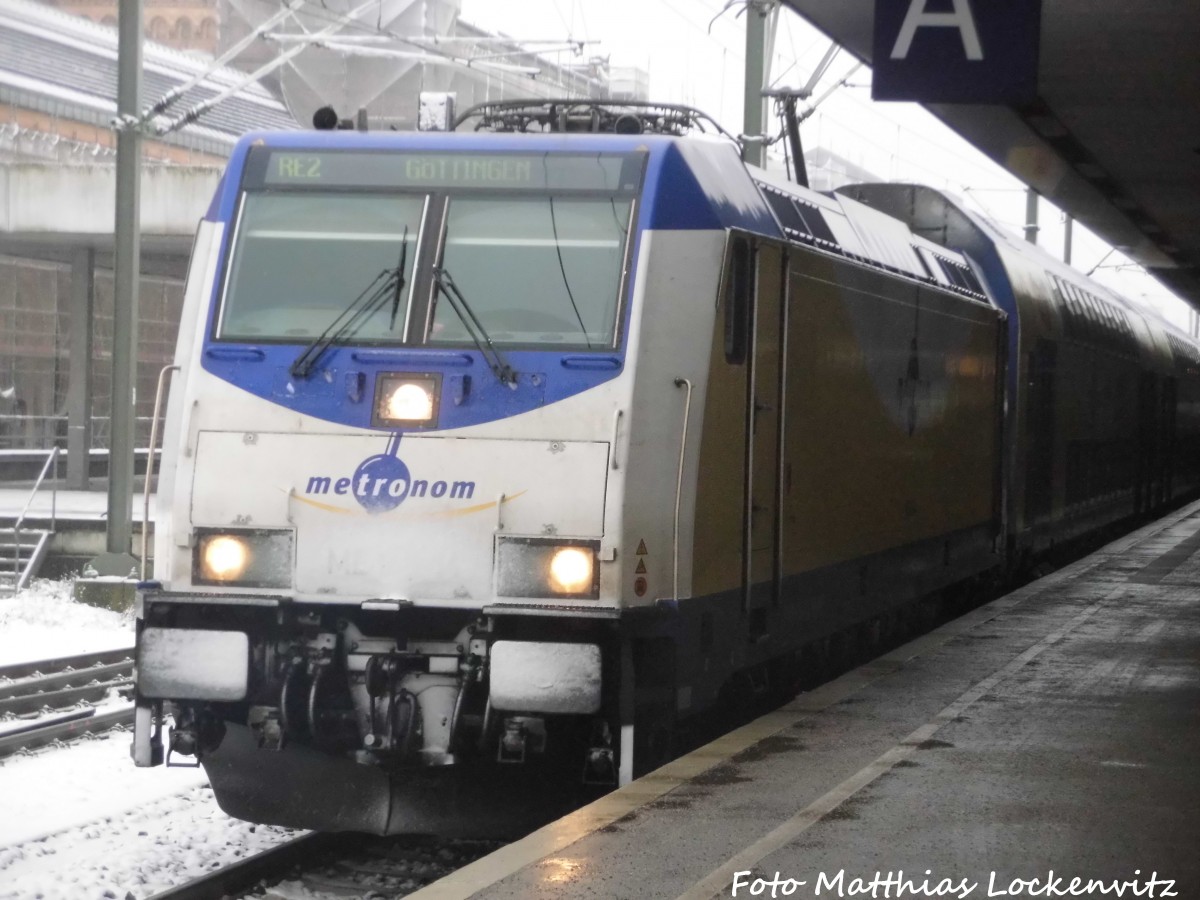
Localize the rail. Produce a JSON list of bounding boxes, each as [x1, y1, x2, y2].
[[145, 833, 336, 900], [0, 649, 137, 758], [11, 446, 59, 589], [142, 365, 179, 580]]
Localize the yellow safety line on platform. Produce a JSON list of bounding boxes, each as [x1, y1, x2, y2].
[[674, 592, 1115, 900], [402, 594, 1035, 900]]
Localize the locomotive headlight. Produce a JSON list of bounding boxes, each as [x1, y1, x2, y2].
[[373, 373, 439, 427], [201, 535, 249, 581], [194, 529, 294, 588], [549, 547, 593, 593], [496, 537, 600, 600]]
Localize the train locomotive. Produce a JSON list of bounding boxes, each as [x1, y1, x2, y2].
[[132, 101, 1200, 834]]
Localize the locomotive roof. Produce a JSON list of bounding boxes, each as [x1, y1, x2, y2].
[[230, 129, 989, 304]]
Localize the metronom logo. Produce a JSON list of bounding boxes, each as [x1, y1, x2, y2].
[[304, 452, 476, 514]]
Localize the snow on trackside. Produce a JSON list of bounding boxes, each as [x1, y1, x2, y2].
[[0, 578, 133, 666], [0, 731, 208, 847], [0, 774, 299, 900], [0, 581, 297, 898]]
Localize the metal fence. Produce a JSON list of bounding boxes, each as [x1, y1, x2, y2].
[[0, 414, 156, 452]]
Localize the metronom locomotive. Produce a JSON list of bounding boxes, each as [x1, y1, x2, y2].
[[132, 101, 1200, 834]]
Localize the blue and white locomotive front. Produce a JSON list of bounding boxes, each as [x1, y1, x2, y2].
[[133, 129, 772, 831]]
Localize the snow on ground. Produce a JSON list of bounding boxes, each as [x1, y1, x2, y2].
[[0, 730, 209, 847], [0, 579, 133, 665], [0, 580, 297, 899], [0, 776, 299, 900]]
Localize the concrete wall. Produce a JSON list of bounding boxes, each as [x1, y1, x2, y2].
[[0, 164, 220, 237]]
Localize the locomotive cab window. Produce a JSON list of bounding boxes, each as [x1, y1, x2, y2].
[[219, 192, 425, 342]]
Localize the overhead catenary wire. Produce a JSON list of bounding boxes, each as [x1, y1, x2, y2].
[[283, 1, 605, 98], [153, 0, 381, 136], [140, 0, 308, 122], [302, 40, 544, 76]]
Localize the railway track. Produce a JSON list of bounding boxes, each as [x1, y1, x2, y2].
[[0, 647, 135, 757], [146, 831, 504, 900]]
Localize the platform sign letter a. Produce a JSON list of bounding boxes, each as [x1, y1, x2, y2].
[[872, 0, 1041, 104], [891, 0, 983, 61]]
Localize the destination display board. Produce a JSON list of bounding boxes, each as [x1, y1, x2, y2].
[[242, 147, 647, 194]]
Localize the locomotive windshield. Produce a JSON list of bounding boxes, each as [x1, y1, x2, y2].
[[219, 192, 422, 342], [217, 147, 645, 349], [429, 195, 632, 347]]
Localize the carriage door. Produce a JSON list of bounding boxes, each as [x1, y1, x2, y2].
[[1023, 340, 1056, 526], [745, 241, 787, 631], [1135, 372, 1158, 514], [1161, 376, 1177, 503]]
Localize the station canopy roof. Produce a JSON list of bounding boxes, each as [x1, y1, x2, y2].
[[784, 0, 1200, 310]]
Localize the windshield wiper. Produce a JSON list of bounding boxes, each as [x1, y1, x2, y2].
[[290, 229, 408, 379], [546, 192, 592, 348], [431, 267, 518, 388], [389, 227, 409, 329]]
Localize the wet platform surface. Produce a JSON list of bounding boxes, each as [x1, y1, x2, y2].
[[413, 502, 1200, 900]]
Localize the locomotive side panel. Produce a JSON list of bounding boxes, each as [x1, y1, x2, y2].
[[685, 239, 1004, 681], [689, 245, 751, 602], [781, 251, 1001, 573], [152, 220, 225, 584], [620, 229, 728, 607]]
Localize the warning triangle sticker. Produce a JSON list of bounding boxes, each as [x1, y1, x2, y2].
[[635, 539, 648, 556], [635, 559, 648, 574]]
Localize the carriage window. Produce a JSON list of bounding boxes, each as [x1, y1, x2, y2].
[[428, 195, 632, 348], [219, 192, 423, 342]]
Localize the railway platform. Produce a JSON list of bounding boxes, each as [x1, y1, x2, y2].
[[412, 501, 1200, 900], [0, 486, 149, 580], [0, 486, 139, 523]]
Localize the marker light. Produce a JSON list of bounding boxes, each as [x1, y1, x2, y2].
[[199, 535, 249, 581], [373, 373, 439, 427], [549, 547, 594, 593], [193, 529, 294, 588]]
